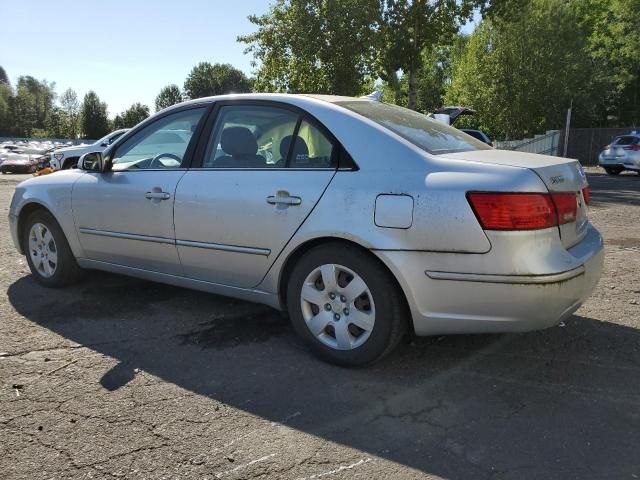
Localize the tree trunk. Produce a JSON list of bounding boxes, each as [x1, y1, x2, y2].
[[408, 69, 418, 110]]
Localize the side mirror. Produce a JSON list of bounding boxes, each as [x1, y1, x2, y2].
[[79, 151, 104, 172]]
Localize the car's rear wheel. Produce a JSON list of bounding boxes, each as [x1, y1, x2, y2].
[[604, 167, 622, 175], [23, 210, 82, 287], [286, 243, 407, 366]]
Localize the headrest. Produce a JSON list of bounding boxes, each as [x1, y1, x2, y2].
[[280, 135, 309, 161], [221, 127, 258, 157]]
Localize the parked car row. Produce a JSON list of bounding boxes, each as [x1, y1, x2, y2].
[[0, 141, 56, 174], [0, 131, 129, 174]]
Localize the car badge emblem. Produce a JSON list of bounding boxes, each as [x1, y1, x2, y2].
[[54, 153, 64, 160], [550, 175, 565, 184]]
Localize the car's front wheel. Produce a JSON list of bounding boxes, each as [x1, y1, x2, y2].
[[23, 210, 82, 287], [287, 243, 408, 366]]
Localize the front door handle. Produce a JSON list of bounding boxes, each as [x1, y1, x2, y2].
[[267, 190, 302, 206], [145, 191, 171, 200]]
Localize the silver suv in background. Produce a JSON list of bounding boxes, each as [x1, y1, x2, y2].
[[598, 133, 640, 175], [49, 129, 128, 170]]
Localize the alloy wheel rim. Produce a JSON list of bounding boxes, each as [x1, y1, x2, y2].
[[300, 263, 375, 350], [28, 223, 58, 278]]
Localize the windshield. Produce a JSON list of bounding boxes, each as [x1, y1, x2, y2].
[[94, 130, 126, 146], [613, 136, 639, 146], [336, 101, 491, 155]]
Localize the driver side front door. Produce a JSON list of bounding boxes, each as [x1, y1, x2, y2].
[[71, 106, 208, 276]]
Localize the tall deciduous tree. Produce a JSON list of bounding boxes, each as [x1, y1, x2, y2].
[[378, 0, 477, 110], [114, 103, 150, 129], [584, 0, 640, 125], [239, 0, 379, 96], [184, 63, 251, 99], [60, 88, 80, 139], [155, 84, 183, 111], [81, 91, 109, 139], [0, 66, 9, 85], [446, 0, 604, 139]]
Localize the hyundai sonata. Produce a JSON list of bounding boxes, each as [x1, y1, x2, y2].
[[8, 94, 604, 366]]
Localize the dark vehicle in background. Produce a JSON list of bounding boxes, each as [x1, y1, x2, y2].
[[598, 133, 640, 175], [460, 128, 492, 145], [0, 154, 39, 174], [432, 106, 493, 145]]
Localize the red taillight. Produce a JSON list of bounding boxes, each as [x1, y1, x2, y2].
[[623, 145, 640, 151], [582, 186, 590, 205], [467, 193, 557, 230], [551, 193, 577, 224], [467, 192, 578, 230]]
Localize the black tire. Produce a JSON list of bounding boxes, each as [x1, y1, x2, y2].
[[61, 158, 79, 170], [604, 167, 622, 175], [22, 210, 82, 287], [286, 243, 408, 367]]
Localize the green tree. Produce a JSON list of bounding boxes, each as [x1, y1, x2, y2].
[[60, 88, 80, 139], [155, 84, 183, 111], [81, 91, 110, 139], [446, 0, 604, 139], [238, 0, 379, 95], [114, 103, 150, 128], [0, 66, 9, 85], [584, 0, 640, 125], [184, 62, 251, 99], [0, 83, 13, 135], [377, 0, 477, 109]]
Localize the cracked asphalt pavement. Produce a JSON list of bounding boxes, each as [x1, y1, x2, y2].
[[1, 169, 639, 479]]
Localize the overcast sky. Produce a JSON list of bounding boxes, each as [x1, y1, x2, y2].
[[2, 0, 477, 118]]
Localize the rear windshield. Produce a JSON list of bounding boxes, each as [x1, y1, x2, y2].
[[613, 136, 639, 145], [336, 101, 491, 154]]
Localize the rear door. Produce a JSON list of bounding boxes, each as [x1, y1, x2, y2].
[[174, 101, 337, 288]]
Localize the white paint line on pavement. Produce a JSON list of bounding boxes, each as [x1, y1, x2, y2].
[[214, 453, 277, 478], [297, 457, 373, 480]]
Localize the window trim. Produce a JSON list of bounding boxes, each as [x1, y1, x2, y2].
[[104, 103, 213, 172], [189, 99, 351, 171]]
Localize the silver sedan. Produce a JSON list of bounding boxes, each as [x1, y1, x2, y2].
[[8, 94, 604, 366]]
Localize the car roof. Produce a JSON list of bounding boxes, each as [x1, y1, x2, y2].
[[160, 93, 370, 114]]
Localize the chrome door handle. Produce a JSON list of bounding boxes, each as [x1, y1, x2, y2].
[[145, 191, 171, 200], [267, 191, 302, 206]]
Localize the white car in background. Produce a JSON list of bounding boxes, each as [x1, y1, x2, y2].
[[49, 129, 128, 170]]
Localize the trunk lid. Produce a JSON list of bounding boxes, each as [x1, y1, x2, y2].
[[441, 149, 589, 248]]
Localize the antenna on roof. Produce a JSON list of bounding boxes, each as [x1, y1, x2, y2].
[[361, 90, 383, 102]]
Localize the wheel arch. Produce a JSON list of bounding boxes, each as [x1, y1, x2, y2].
[[17, 202, 60, 254], [276, 236, 414, 336]]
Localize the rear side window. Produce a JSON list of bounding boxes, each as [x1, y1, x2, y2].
[[337, 100, 491, 155], [201, 105, 336, 169], [288, 120, 335, 168], [613, 136, 639, 146], [203, 106, 298, 168]]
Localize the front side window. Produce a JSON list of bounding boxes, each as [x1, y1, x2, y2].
[[111, 108, 206, 171], [337, 100, 491, 155]]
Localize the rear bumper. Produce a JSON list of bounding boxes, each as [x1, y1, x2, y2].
[[374, 224, 604, 336]]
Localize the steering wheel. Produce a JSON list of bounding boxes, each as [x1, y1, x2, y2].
[[150, 153, 182, 169]]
